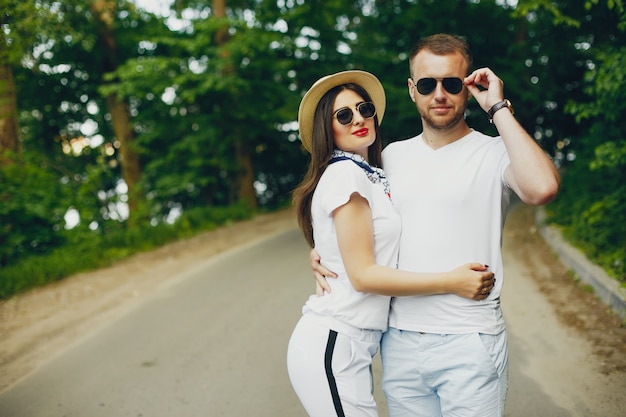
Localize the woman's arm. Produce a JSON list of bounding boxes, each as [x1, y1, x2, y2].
[[334, 193, 494, 300]]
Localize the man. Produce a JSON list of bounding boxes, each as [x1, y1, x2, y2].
[[310, 34, 560, 417]]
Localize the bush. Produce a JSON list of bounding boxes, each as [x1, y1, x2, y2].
[[0, 204, 255, 299], [0, 155, 69, 265], [546, 166, 626, 285]]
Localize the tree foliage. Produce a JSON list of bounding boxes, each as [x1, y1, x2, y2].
[[0, 151, 69, 265], [548, 40, 626, 282]]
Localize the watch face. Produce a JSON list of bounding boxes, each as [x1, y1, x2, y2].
[[505, 100, 514, 115]]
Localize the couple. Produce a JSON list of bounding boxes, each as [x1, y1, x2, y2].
[[287, 34, 560, 417]]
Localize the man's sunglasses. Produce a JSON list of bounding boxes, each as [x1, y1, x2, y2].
[[333, 102, 376, 125], [414, 77, 464, 95]]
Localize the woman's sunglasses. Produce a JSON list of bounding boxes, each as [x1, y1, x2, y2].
[[333, 102, 376, 125], [414, 77, 464, 95]]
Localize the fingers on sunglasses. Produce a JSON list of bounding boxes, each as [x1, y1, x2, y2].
[[415, 78, 463, 95], [334, 102, 376, 125]]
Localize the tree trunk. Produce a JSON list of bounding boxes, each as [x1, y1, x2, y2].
[[213, 0, 257, 208], [0, 57, 20, 164], [91, 0, 143, 226], [234, 138, 256, 207], [106, 94, 142, 219]]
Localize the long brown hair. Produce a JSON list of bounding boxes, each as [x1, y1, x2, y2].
[[293, 83, 383, 247]]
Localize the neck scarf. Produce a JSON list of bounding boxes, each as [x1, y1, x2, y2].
[[328, 150, 391, 200]]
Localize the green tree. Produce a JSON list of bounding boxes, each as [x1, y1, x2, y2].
[[104, 0, 318, 215], [0, 0, 55, 160], [0, 0, 74, 261], [522, 0, 626, 281], [90, 0, 144, 226], [15, 0, 168, 230]]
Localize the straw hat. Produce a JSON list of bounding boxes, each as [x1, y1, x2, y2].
[[297, 70, 386, 153]]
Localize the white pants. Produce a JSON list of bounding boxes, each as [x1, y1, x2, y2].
[[287, 313, 383, 417], [382, 328, 508, 417]]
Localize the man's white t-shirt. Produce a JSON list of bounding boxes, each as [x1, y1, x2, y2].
[[383, 130, 511, 334], [302, 159, 401, 331]]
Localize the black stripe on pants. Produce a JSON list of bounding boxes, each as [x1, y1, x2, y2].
[[325, 330, 346, 417]]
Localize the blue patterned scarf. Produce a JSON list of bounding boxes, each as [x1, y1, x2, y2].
[[328, 150, 391, 200]]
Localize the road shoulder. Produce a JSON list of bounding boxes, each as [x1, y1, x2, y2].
[[536, 207, 626, 319]]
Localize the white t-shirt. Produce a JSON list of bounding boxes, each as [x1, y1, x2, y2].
[[383, 130, 511, 334], [302, 159, 401, 331]]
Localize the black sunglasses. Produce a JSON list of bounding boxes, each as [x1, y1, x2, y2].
[[333, 102, 376, 125], [415, 77, 464, 95]]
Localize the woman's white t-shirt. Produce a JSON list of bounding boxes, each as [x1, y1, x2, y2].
[[302, 159, 401, 331]]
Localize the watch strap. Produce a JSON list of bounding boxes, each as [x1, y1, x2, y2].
[[488, 99, 513, 123]]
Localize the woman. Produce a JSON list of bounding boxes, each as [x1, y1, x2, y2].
[[287, 70, 494, 417]]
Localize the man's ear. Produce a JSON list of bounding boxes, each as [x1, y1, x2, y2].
[[407, 78, 417, 103]]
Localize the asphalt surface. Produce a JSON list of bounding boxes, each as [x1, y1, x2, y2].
[[0, 204, 624, 417]]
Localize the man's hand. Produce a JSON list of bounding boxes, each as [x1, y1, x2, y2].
[[310, 249, 337, 296], [464, 67, 504, 112]]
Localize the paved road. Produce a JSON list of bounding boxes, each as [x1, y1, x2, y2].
[[0, 206, 623, 417]]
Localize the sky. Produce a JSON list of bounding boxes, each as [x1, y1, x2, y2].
[[133, 0, 174, 16]]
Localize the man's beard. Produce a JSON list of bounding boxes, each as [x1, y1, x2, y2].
[[420, 105, 466, 131]]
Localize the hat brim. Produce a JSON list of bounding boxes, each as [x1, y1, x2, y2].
[[298, 70, 386, 153]]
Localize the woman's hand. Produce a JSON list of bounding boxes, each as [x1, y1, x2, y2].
[[446, 263, 495, 300], [310, 248, 338, 295]]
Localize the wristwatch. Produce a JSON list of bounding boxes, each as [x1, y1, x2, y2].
[[487, 99, 514, 123]]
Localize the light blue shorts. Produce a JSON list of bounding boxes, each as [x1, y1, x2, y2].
[[381, 328, 508, 417]]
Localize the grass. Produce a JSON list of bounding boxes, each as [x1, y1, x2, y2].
[[0, 204, 256, 300]]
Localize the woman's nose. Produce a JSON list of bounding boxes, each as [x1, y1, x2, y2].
[[352, 109, 365, 124]]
